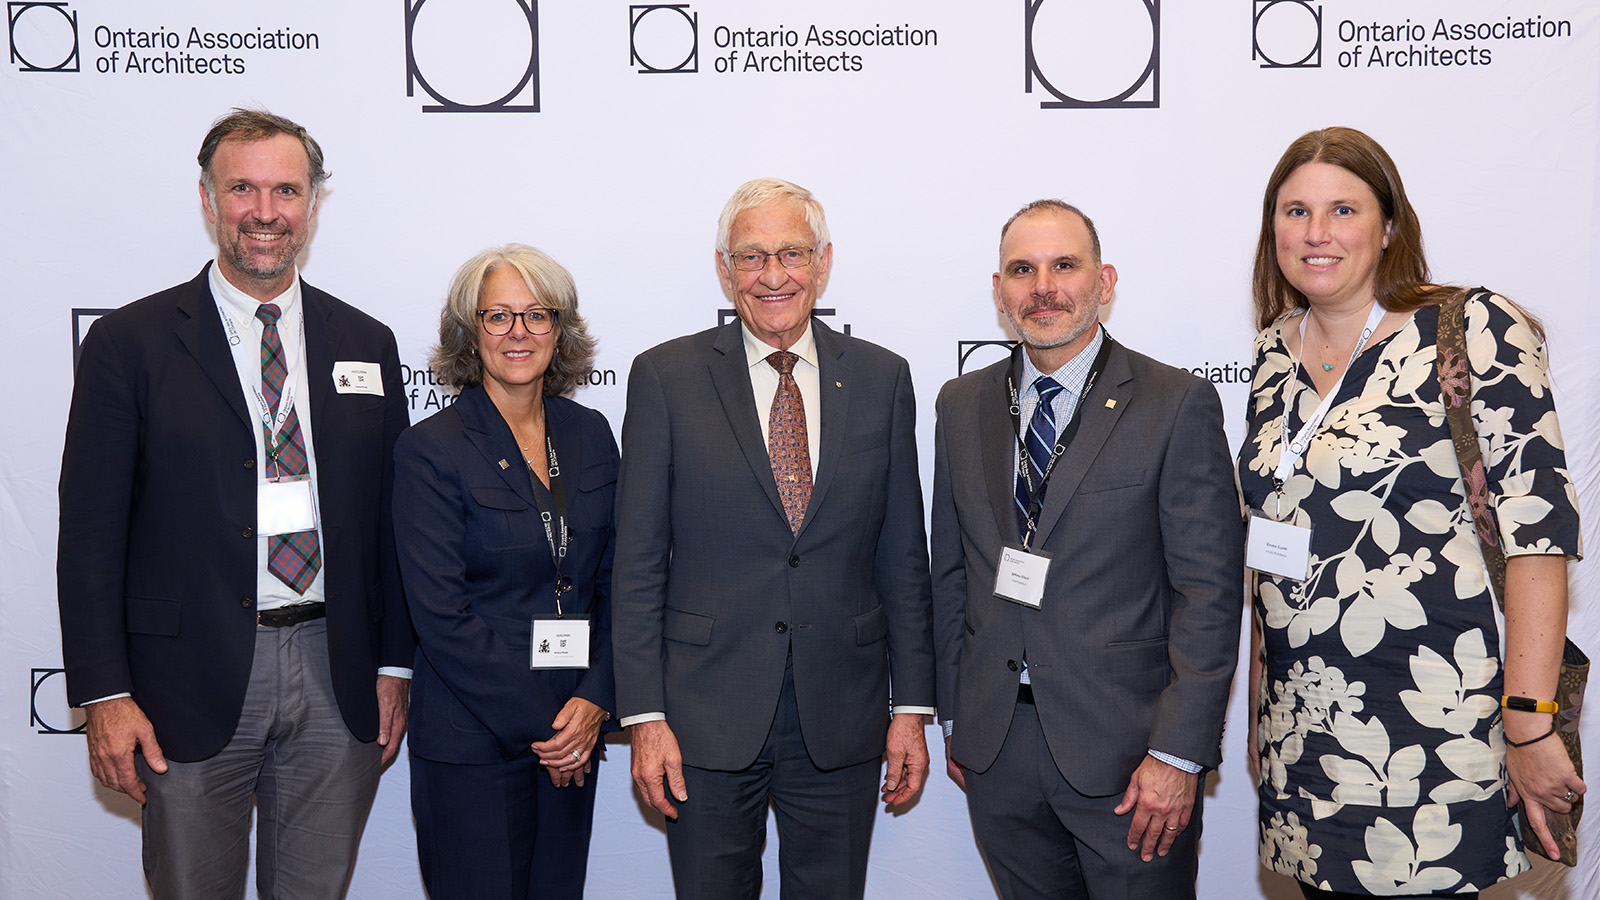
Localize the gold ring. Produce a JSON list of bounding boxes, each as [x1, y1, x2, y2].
[[573, 749, 582, 759], [1164, 825, 1179, 832]]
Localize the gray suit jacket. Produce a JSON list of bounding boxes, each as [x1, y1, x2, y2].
[[932, 339, 1242, 795], [613, 319, 934, 772]]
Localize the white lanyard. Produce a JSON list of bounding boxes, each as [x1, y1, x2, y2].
[[216, 300, 305, 443], [1272, 303, 1386, 485]]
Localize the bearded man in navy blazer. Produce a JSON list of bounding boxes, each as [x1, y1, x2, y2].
[[613, 178, 936, 899], [57, 109, 413, 900], [933, 201, 1241, 900]]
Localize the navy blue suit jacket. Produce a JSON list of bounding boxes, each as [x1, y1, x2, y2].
[[57, 264, 414, 762], [395, 386, 618, 764]]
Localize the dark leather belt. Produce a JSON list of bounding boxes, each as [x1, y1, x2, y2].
[[1017, 683, 1035, 704], [257, 602, 326, 628]]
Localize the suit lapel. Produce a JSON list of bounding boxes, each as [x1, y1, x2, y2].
[[708, 323, 787, 524], [458, 387, 538, 503], [801, 321, 849, 541], [1032, 341, 1132, 545], [981, 349, 1024, 544], [302, 283, 342, 455], [174, 265, 252, 429]]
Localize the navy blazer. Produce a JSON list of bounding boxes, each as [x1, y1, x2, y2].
[[57, 264, 414, 762], [395, 386, 618, 764]]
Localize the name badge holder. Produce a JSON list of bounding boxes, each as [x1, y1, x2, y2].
[[993, 338, 1112, 609], [1245, 304, 1384, 582], [526, 434, 590, 670], [255, 382, 319, 536]]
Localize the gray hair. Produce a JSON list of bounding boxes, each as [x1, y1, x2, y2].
[[431, 244, 597, 396], [999, 199, 1102, 266], [714, 177, 831, 255]]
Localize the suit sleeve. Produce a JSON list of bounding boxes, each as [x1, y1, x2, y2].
[[394, 423, 566, 754], [377, 330, 416, 669], [929, 383, 967, 722], [57, 320, 140, 705], [610, 353, 674, 719], [1146, 378, 1244, 768], [876, 359, 935, 710], [573, 413, 619, 725]]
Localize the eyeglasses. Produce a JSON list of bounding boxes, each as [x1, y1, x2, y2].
[[477, 308, 556, 336], [726, 246, 818, 272]]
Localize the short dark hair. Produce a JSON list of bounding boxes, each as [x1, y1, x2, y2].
[[999, 200, 1102, 265], [197, 108, 328, 197]]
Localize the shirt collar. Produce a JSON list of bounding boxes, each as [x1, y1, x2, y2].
[[208, 260, 302, 325], [1020, 324, 1104, 398], [742, 319, 818, 371]]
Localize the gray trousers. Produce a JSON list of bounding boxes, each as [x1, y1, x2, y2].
[[965, 701, 1201, 900], [136, 620, 381, 900]]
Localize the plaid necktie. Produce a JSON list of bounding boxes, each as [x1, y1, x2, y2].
[[257, 303, 321, 594], [767, 351, 812, 535], [1015, 376, 1064, 537]]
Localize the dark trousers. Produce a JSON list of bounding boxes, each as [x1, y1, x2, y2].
[[665, 659, 881, 900], [411, 750, 599, 899], [965, 701, 1202, 900]]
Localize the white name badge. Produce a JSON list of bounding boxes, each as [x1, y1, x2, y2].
[[258, 477, 317, 535], [530, 615, 591, 669], [993, 545, 1051, 609], [1246, 512, 1314, 581], [332, 361, 384, 395]]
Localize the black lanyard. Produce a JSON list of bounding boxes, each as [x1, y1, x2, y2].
[[525, 435, 572, 615], [1007, 335, 1113, 549]]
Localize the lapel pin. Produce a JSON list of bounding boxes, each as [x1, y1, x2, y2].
[[835, 381, 842, 388], [498, 459, 510, 469], [1104, 398, 1117, 409]]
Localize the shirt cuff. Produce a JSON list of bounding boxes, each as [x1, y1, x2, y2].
[[81, 692, 132, 706], [891, 705, 936, 718], [619, 711, 667, 728], [377, 667, 413, 679], [1148, 749, 1203, 773]]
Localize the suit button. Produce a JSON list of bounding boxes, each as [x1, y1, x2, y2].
[[244, 458, 255, 469], [775, 622, 788, 634], [1007, 659, 1019, 672], [242, 527, 254, 538], [240, 598, 252, 608], [789, 555, 800, 568]]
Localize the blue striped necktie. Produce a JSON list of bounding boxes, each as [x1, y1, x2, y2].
[[1015, 376, 1063, 537]]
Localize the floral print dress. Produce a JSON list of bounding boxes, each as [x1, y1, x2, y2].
[[1237, 293, 1581, 895]]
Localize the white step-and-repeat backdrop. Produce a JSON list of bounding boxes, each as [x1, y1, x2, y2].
[[3, 1, 1596, 897]]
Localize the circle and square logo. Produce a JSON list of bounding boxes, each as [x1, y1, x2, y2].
[[31, 668, 86, 735], [957, 340, 1018, 376], [630, 4, 697, 74], [1025, 0, 1159, 109], [8, 1, 79, 72], [405, 0, 540, 112], [1253, 0, 1321, 68]]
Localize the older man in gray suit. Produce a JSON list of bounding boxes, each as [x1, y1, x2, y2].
[[932, 200, 1242, 900], [613, 177, 936, 900]]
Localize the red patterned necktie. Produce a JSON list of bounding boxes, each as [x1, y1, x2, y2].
[[767, 351, 812, 535], [257, 303, 321, 594]]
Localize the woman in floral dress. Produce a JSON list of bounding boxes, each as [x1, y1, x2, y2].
[[1238, 127, 1583, 899]]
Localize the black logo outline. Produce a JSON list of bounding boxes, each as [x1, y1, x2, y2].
[[1253, 0, 1322, 69], [1024, 0, 1159, 110], [405, 0, 540, 113], [31, 668, 87, 735], [718, 309, 850, 336], [71, 307, 114, 372], [957, 340, 1018, 376], [630, 4, 698, 74], [8, 1, 79, 72]]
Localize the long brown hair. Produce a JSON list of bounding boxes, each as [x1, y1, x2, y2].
[[1252, 127, 1461, 332]]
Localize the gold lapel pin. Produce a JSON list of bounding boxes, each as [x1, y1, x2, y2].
[[1104, 398, 1117, 409], [498, 459, 510, 469], [835, 381, 842, 388]]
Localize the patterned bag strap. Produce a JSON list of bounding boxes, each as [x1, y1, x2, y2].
[[1435, 286, 1509, 610]]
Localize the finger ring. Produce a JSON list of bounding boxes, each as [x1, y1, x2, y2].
[[1566, 789, 1577, 802], [572, 749, 582, 759], [1164, 825, 1179, 832]]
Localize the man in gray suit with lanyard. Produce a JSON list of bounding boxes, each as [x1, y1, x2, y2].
[[932, 200, 1241, 899], [613, 177, 936, 899]]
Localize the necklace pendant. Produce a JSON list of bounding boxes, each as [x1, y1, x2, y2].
[[1321, 362, 1335, 372]]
